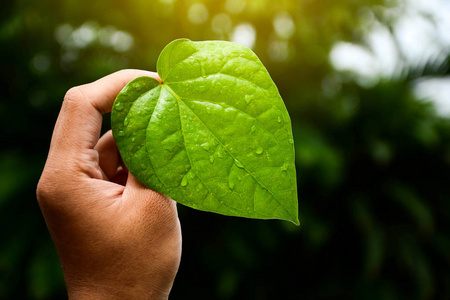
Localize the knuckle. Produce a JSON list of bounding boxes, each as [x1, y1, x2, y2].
[[36, 174, 55, 206], [36, 166, 72, 207], [64, 86, 83, 101], [63, 86, 87, 109]]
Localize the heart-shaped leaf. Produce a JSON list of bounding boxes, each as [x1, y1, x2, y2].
[[112, 39, 299, 225]]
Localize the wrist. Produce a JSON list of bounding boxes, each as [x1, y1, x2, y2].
[[67, 281, 170, 300]]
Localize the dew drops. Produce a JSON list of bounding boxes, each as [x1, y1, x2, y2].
[[281, 163, 288, 171], [196, 84, 207, 92], [209, 156, 215, 163], [234, 67, 244, 75], [289, 139, 294, 144], [250, 125, 256, 134], [215, 82, 224, 95], [235, 159, 244, 168], [114, 102, 123, 111], [277, 116, 281, 123], [131, 137, 135, 142], [244, 94, 253, 104], [181, 176, 188, 187], [201, 63, 207, 78], [124, 117, 129, 126], [206, 106, 211, 114], [228, 180, 235, 190], [201, 142, 213, 151], [256, 147, 263, 154], [156, 113, 162, 119], [117, 131, 125, 137]]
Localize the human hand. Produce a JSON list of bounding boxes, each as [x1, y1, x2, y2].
[[37, 70, 182, 300]]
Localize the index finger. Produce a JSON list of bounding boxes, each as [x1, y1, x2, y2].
[[49, 69, 160, 157]]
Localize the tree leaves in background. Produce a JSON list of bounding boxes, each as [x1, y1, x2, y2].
[[112, 39, 299, 224]]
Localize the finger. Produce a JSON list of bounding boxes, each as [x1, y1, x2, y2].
[[94, 130, 129, 185], [94, 130, 120, 180], [49, 69, 160, 158]]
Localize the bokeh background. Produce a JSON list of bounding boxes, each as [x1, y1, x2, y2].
[[1, 0, 450, 299]]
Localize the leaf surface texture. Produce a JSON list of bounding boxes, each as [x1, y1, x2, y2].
[[112, 39, 299, 224]]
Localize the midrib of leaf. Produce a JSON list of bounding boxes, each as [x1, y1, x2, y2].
[[140, 85, 170, 189], [163, 84, 295, 220]]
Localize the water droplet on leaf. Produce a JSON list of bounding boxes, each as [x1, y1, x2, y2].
[[277, 117, 281, 123], [117, 131, 125, 137], [181, 176, 188, 187], [235, 159, 244, 168], [209, 156, 214, 163], [235, 67, 244, 75], [289, 139, 294, 144], [229, 180, 235, 189], [124, 117, 129, 126], [256, 147, 263, 154], [115, 102, 123, 111], [244, 95, 253, 104], [196, 84, 207, 92], [201, 63, 207, 78], [201, 142, 213, 151]]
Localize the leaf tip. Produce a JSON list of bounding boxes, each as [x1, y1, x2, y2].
[[283, 214, 300, 226]]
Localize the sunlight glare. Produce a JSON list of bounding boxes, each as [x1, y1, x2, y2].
[[188, 3, 209, 24], [231, 23, 256, 49]]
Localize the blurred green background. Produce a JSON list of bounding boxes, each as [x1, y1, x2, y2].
[[1, 0, 449, 299]]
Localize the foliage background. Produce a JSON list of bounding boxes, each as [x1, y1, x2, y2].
[[1, 0, 449, 299]]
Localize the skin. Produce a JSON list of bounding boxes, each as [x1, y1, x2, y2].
[[36, 69, 182, 300]]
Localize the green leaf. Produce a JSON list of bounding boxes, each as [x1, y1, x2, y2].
[[112, 39, 299, 225]]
